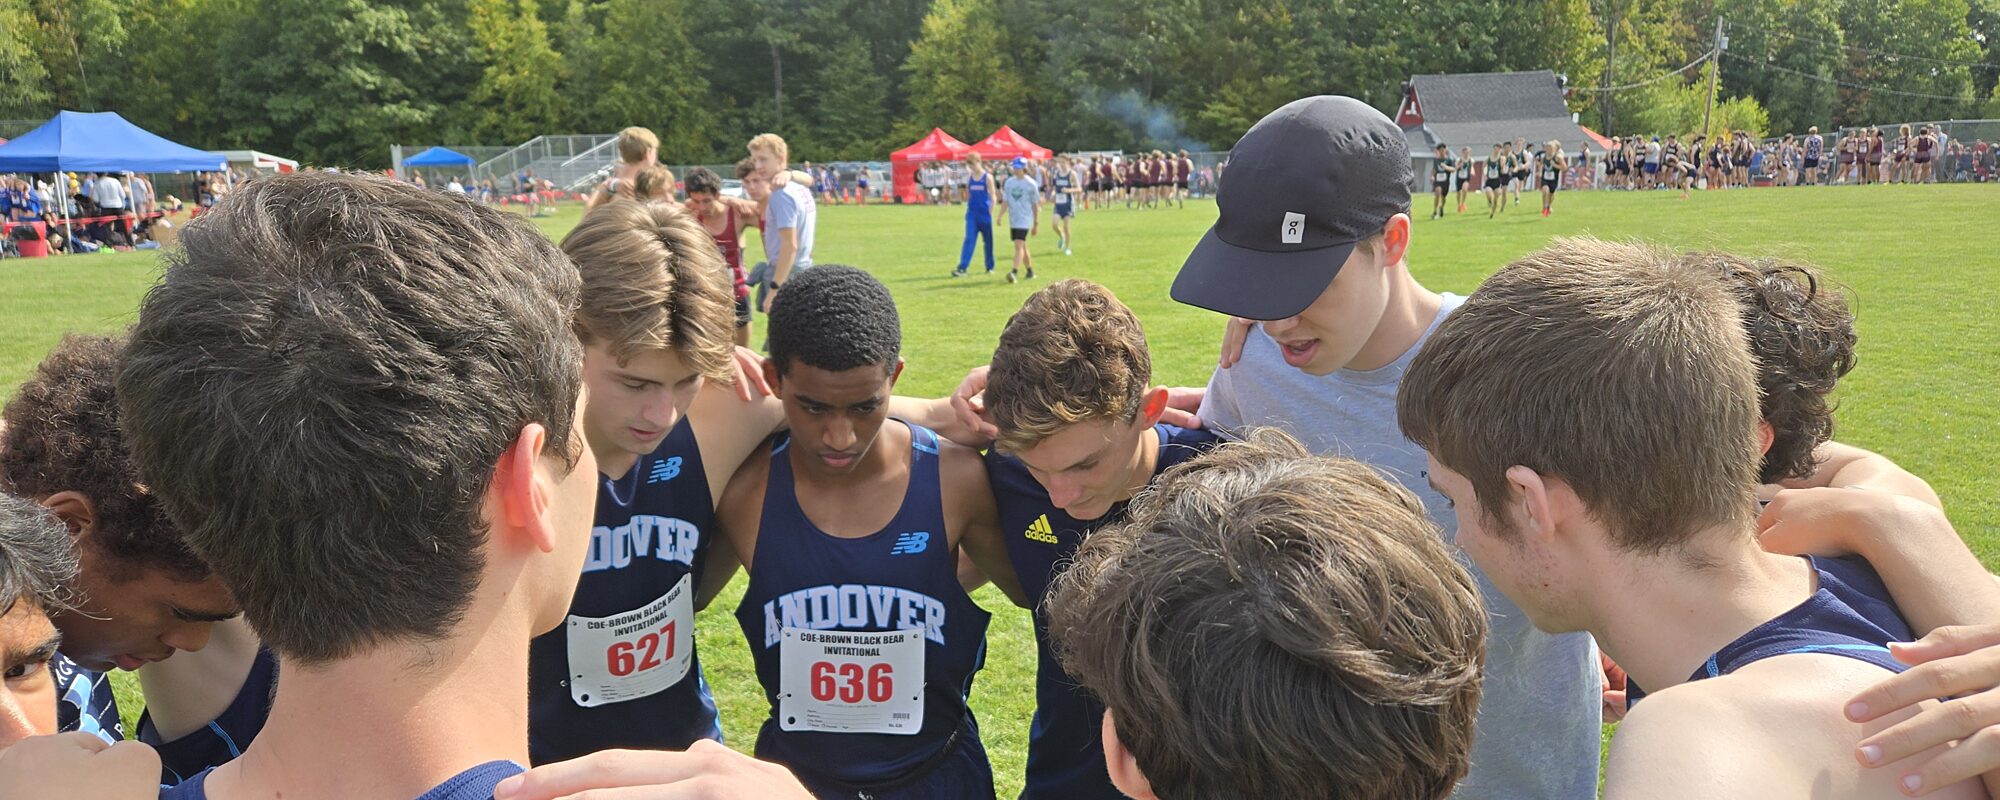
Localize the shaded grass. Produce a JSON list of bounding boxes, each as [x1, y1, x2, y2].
[[3, 184, 1994, 797]]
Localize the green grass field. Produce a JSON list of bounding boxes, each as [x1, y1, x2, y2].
[[2, 184, 1996, 796]]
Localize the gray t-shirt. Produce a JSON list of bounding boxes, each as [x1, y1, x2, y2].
[[1003, 175, 1039, 230], [1198, 292, 1601, 800], [763, 181, 816, 274]]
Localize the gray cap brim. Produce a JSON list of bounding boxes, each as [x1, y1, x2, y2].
[[1171, 225, 1355, 321]]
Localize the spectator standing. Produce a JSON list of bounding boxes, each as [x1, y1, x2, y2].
[[748, 133, 816, 313], [587, 127, 659, 210], [94, 172, 128, 244], [1002, 156, 1039, 282], [952, 153, 999, 277], [1804, 127, 1824, 185]]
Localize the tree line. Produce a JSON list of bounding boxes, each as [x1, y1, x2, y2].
[[3, 0, 1996, 168]]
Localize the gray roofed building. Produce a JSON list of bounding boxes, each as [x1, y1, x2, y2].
[[1394, 70, 1601, 190]]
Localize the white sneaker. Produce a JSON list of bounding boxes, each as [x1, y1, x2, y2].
[[1063, 247, 1072, 256]]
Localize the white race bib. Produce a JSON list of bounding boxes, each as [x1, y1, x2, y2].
[[565, 573, 695, 707], [778, 627, 925, 735]]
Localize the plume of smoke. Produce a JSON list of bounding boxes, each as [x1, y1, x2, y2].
[[1086, 88, 1209, 152]]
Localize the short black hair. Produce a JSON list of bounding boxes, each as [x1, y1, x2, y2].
[[767, 265, 900, 376], [2, 333, 206, 582], [0, 491, 78, 616], [683, 167, 722, 196]]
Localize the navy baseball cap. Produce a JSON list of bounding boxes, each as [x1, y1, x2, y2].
[[1010, 156, 1028, 170], [1172, 96, 1413, 321]]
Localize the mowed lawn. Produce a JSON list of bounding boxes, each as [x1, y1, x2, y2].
[[2, 184, 1995, 796]]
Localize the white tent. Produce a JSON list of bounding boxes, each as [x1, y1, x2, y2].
[[220, 150, 299, 174]]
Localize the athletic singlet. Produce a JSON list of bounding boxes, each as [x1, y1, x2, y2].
[[1052, 174, 1074, 210], [54, 653, 122, 744], [1433, 157, 1455, 183], [529, 419, 722, 764], [986, 425, 1218, 800], [1541, 155, 1561, 182], [140, 648, 278, 785], [1806, 136, 1824, 159], [1626, 555, 1911, 708], [160, 760, 524, 800], [1916, 135, 1936, 158], [734, 422, 992, 788], [1179, 158, 1193, 182], [1486, 156, 1505, 180], [965, 174, 993, 217], [710, 207, 748, 300]]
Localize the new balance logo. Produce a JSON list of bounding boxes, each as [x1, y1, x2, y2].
[[647, 456, 684, 484], [1023, 515, 1058, 545], [889, 531, 930, 555]]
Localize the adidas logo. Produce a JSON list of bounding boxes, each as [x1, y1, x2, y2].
[[1023, 514, 1059, 545], [890, 531, 930, 556]]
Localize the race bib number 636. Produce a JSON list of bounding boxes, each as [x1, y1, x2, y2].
[[778, 627, 925, 735]]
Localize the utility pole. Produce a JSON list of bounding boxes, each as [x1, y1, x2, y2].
[[1702, 15, 1725, 140]]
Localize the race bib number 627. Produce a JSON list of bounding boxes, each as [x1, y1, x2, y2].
[[778, 627, 925, 735]]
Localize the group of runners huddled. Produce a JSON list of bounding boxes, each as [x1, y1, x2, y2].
[[1427, 136, 1572, 219], [4, 94, 2000, 800]]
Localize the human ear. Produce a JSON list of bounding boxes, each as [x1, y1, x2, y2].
[[1505, 464, 1559, 544], [1378, 214, 1412, 265], [1137, 387, 1169, 427], [37, 491, 96, 537], [1100, 712, 1158, 800], [493, 423, 557, 554]]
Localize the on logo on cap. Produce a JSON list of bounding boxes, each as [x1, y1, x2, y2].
[[1281, 212, 1305, 244]]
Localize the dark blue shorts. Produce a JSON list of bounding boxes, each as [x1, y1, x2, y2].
[[792, 723, 995, 800]]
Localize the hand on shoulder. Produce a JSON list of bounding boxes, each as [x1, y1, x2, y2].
[[0, 734, 160, 799]]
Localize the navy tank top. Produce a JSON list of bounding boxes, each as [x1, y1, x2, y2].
[[140, 648, 278, 784], [1627, 555, 1912, 708], [734, 422, 992, 788], [529, 418, 722, 764], [986, 424, 1218, 800], [54, 653, 122, 744]]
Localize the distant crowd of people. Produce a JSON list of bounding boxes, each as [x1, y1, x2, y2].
[[916, 151, 1216, 210], [1421, 124, 1997, 221], [1, 170, 175, 257]]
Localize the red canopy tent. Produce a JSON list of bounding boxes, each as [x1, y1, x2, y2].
[[968, 126, 1052, 162], [889, 128, 972, 204]]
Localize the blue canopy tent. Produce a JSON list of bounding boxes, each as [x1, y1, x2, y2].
[[0, 110, 224, 172], [0, 111, 224, 253], [402, 146, 477, 167]]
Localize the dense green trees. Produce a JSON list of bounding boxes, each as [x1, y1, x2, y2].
[[3, 0, 1992, 166]]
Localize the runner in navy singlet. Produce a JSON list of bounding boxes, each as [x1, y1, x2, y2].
[[717, 265, 1022, 799], [529, 200, 782, 763], [973, 279, 1221, 799], [1401, 241, 1990, 799]]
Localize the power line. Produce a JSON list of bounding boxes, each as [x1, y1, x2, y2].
[[1572, 49, 1717, 93], [1725, 19, 2000, 71], [1719, 51, 1989, 102]]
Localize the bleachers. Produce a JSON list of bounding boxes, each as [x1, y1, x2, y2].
[[471, 134, 617, 192]]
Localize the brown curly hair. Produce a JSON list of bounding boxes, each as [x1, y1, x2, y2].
[[2, 333, 209, 582], [1703, 256, 1857, 483]]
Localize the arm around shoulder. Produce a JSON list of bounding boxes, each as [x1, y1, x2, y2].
[[938, 443, 1029, 609]]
